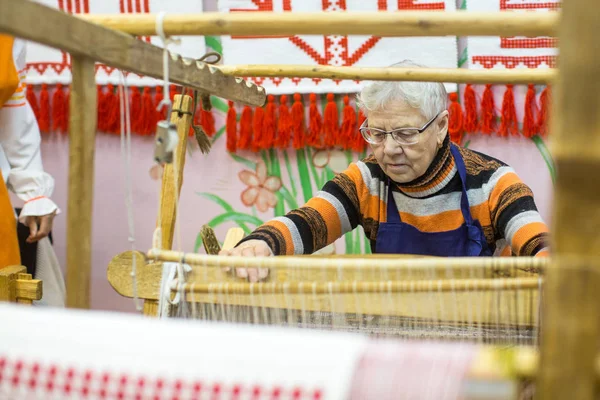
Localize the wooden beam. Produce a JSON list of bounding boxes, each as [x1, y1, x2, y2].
[[66, 56, 97, 310], [81, 11, 558, 38], [16, 273, 43, 303], [0, 0, 265, 107], [217, 65, 555, 84], [537, 0, 600, 398], [0, 265, 26, 302]]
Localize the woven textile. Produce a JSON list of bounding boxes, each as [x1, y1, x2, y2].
[[25, 0, 206, 86], [218, 0, 458, 94]]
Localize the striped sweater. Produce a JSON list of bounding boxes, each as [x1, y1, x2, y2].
[[241, 137, 550, 257]]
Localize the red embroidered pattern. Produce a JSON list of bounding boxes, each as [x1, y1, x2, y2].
[[0, 356, 324, 400], [471, 56, 556, 69], [499, 0, 559, 49]]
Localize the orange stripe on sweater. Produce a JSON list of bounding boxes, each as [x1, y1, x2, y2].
[[264, 219, 295, 255], [489, 171, 522, 212], [305, 197, 342, 245], [512, 222, 549, 255], [398, 202, 492, 232]]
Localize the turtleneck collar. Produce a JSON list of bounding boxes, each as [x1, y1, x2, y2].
[[394, 135, 457, 198]]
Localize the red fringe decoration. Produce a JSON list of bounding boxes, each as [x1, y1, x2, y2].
[[97, 85, 108, 132], [169, 85, 177, 103], [448, 92, 464, 144], [307, 93, 322, 148], [26, 85, 40, 122], [291, 93, 305, 149], [237, 106, 253, 150], [200, 109, 216, 137], [463, 84, 478, 133], [352, 109, 367, 152], [51, 84, 68, 134], [139, 87, 155, 136], [226, 101, 237, 153], [129, 86, 142, 134], [276, 95, 292, 149], [480, 84, 496, 135], [106, 84, 120, 134], [340, 95, 357, 150], [499, 84, 519, 137], [323, 93, 339, 148], [154, 86, 166, 122], [38, 84, 51, 134], [522, 84, 537, 138], [261, 94, 276, 149], [251, 106, 265, 152], [537, 86, 550, 137]]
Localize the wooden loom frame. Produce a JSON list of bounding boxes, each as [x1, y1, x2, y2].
[[1, 1, 598, 398]]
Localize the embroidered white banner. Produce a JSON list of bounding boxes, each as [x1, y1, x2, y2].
[[218, 0, 458, 95], [25, 0, 207, 86]]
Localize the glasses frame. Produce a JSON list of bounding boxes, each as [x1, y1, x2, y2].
[[359, 113, 441, 146]]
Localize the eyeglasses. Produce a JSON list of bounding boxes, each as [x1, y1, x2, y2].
[[359, 113, 440, 146]]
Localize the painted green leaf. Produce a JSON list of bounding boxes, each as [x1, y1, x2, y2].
[[196, 192, 234, 213], [463, 139, 471, 149], [296, 148, 313, 203], [211, 96, 229, 115], [458, 47, 468, 68], [268, 149, 285, 216], [204, 36, 223, 54], [207, 212, 264, 231], [283, 149, 298, 199], [230, 153, 257, 170], [279, 186, 299, 211], [531, 135, 556, 184], [211, 126, 226, 144]]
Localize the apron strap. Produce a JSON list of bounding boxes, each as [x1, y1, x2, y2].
[[449, 145, 475, 226], [386, 182, 402, 224]]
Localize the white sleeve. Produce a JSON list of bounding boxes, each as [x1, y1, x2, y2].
[[0, 38, 60, 222]]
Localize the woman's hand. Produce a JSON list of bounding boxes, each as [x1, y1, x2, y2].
[[218, 239, 271, 282], [25, 211, 56, 243]]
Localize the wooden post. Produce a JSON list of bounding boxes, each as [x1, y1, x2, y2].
[[143, 94, 194, 317], [537, 0, 600, 398], [66, 56, 97, 309]]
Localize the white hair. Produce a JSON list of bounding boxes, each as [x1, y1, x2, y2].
[[356, 60, 448, 120]]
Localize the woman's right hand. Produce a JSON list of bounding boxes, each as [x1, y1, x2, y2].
[[218, 239, 272, 282]]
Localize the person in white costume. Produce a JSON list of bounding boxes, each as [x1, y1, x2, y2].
[[0, 34, 65, 307]]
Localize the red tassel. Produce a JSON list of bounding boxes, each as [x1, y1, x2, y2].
[[448, 92, 463, 144], [352, 109, 367, 152], [340, 96, 357, 150], [154, 86, 167, 121], [51, 84, 68, 134], [237, 106, 253, 150], [463, 84, 478, 133], [64, 86, 70, 133], [129, 86, 142, 134], [169, 84, 177, 102], [139, 87, 155, 136], [26, 85, 40, 122], [323, 93, 339, 148], [261, 94, 277, 149], [38, 84, 51, 134], [276, 95, 292, 149], [291, 93, 305, 149], [226, 101, 237, 153], [522, 84, 537, 138], [97, 86, 107, 132], [200, 109, 216, 137], [106, 84, 120, 134], [251, 106, 265, 152], [307, 93, 323, 148], [480, 84, 496, 135], [537, 86, 551, 137], [499, 85, 519, 137]]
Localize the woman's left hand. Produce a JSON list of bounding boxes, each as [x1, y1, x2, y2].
[[25, 211, 56, 243]]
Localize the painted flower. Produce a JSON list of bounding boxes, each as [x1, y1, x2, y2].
[[239, 160, 282, 212], [312, 149, 349, 174]]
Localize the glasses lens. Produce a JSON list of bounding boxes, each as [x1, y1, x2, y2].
[[360, 128, 385, 144], [392, 129, 419, 145]]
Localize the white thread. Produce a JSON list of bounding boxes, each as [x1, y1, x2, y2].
[[155, 11, 181, 116], [118, 70, 143, 312]]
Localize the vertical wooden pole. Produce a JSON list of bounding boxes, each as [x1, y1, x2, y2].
[[537, 0, 600, 398], [66, 56, 97, 309], [143, 94, 193, 316]]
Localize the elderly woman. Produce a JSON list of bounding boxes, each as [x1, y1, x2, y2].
[[220, 61, 550, 281]]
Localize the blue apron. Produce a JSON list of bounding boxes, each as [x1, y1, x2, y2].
[[375, 145, 492, 257]]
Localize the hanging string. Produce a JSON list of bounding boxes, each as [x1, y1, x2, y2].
[[118, 70, 143, 312]]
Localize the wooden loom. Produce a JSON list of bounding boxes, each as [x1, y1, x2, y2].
[[1, 0, 599, 398]]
